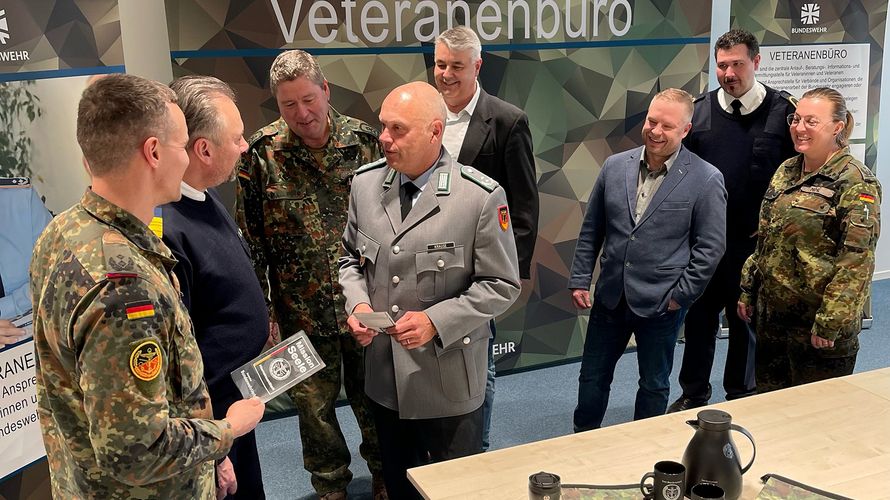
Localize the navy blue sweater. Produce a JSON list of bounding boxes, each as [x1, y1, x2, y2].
[[162, 189, 269, 418], [684, 86, 797, 249]]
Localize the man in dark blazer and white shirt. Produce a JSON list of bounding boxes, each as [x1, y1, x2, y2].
[[340, 82, 520, 499], [433, 25, 538, 450], [568, 89, 727, 431]]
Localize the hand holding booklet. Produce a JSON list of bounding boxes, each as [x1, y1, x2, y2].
[[231, 330, 325, 402]]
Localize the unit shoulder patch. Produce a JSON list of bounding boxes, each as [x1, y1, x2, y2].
[[460, 165, 498, 192], [130, 339, 162, 381]]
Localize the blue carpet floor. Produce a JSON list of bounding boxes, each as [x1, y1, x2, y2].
[[255, 280, 890, 499]]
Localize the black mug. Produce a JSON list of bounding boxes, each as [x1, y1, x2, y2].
[[528, 471, 560, 500], [691, 483, 726, 500], [640, 460, 686, 500]]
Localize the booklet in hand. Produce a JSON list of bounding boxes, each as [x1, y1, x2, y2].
[[231, 330, 325, 402]]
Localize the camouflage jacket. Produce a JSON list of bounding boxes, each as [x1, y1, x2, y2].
[[740, 148, 881, 352], [235, 109, 383, 337], [30, 190, 233, 499]]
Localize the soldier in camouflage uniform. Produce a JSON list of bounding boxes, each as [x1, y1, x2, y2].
[[29, 74, 264, 499], [235, 50, 385, 500], [738, 88, 881, 392]]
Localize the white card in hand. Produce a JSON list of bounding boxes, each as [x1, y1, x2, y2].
[[353, 311, 396, 330]]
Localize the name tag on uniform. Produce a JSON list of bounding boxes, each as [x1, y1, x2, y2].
[[801, 185, 835, 198], [427, 242, 455, 251]]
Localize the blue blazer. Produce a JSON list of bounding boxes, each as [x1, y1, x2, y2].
[[569, 146, 727, 317]]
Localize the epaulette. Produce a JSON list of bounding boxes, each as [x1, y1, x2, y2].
[[356, 157, 387, 175], [355, 121, 380, 138], [461, 165, 498, 192], [101, 231, 141, 279], [247, 122, 280, 147], [851, 160, 877, 183], [0, 177, 30, 187], [778, 90, 798, 107]]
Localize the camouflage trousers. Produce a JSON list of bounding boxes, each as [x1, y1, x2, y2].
[[288, 333, 383, 494], [755, 326, 857, 393]]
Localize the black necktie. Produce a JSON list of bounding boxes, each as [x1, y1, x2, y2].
[[400, 182, 419, 221], [731, 99, 742, 116]]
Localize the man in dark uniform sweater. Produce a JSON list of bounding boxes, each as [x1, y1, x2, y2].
[[669, 29, 798, 411], [162, 76, 269, 498]]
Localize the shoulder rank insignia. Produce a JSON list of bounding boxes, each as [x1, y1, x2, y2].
[[130, 339, 162, 381], [461, 165, 498, 192], [498, 205, 510, 231], [102, 231, 139, 279], [356, 157, 388, 175], [779, 90, 798, 107], [0, 177, 30, 187]]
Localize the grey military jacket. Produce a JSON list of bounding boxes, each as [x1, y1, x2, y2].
[[339, 149, 520, 419]]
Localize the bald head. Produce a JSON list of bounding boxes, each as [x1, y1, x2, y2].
[[379, 82, 447, 178]]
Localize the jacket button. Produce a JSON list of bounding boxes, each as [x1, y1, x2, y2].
[[391, 305, 400, 313], [462, 337, 470, 345], [630, 235, 636, 241], [361, 244, 367, 251], [436, 259, 445, 269], [393, 245, 400, 254], [391, 276, 400, 284], [625, 262, 631, 267]]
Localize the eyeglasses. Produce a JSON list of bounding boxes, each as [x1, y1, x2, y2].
[[787, 114, 833, 128]]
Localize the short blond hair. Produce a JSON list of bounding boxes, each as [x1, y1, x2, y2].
[[653, 88, 694, 123]]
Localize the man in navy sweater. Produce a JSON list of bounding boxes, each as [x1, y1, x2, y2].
[[669, 29, 798, 411], [162, 76, 270, 498]]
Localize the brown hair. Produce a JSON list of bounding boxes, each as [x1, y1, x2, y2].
[[715, 29, 759, 60], [801, 87, 854, 148], [76, 74, 176, 176], [269, 49, 325, 96]]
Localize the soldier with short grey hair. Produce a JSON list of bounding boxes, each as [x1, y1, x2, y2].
[[236, 50, 386, 500]]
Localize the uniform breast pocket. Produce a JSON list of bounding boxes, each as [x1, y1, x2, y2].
[[415, 246, 465, 302], [169, 305, 207, 403], [263, 182, 320, 237], [790, 194, 833, 238]]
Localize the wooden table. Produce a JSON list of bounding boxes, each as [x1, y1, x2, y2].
[[408, 367, 890, 499]]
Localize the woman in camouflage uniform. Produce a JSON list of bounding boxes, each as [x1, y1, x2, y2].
[[737, 87, 881, 392]]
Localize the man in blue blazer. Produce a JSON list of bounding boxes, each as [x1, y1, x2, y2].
[[568, 88, 727, 431]]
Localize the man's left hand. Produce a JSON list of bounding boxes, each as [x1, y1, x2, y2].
[[811, 334, 835, 349], [668, 299, 681, 311], [216, 456, 237, 500], [388, 311, 437, 350]]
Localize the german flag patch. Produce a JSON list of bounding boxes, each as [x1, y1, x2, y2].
[[130, 340, 162, 381], [498, 205, 510, 232], [859, 193, 876, 203], [126, 301, 155, 320]]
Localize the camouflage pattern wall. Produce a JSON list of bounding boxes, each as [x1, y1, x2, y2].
[[165, 0, 713, 373]]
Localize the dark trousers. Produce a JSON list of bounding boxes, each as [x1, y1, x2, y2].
[[211, 388, 265, 499], [370, 400, 484, 500], [678, 254, 756, 400], [574, 297, 686, 432]]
